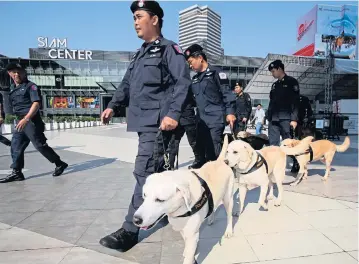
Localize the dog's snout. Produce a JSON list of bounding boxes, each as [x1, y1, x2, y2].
[[224, 159, 229, 165], [133, 215, 143, 226]]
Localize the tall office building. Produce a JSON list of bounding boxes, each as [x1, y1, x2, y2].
[[179, 5, 223, 64]]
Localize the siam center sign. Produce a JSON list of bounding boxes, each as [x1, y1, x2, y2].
[[37, 37, 93, 60]]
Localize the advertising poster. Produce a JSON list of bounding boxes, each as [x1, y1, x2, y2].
[[47, 96, 75, 108], [294, 5, 317, 56], [76, 97, 100, 109], [315, 4, 357, 59]]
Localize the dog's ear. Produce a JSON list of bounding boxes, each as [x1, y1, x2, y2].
[[176, 184, 192, 211], [243, 144, 254, 159]]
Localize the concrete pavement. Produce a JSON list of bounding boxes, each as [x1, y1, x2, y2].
[[0, 124, 357, 264]]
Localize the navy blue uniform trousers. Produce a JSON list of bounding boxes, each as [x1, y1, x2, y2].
[[268, 120, 291, 146], [196, 120, 225, 162], [122, 130, 172, 233], [11, 115, 60, 170]]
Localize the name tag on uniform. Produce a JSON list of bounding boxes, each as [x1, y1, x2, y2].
[[205, 72, 214, 76]]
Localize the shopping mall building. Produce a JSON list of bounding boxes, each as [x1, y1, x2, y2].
[[0, 37, 266, 120]]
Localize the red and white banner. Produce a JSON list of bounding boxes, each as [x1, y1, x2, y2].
[[294, 5, 317, 56]]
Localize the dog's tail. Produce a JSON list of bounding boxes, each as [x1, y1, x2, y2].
[[280, 136, 314, 156], [336, 136, 350, 152], [218, 134, 229, 161]]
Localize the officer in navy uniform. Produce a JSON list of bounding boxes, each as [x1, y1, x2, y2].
[[99, 0, 191, 252], [0, 63, 68, 183], [267, 60, 300, 146], [233, 82, 252, 135], [168, 89, 201, 170], [184, 44, 236, 163]]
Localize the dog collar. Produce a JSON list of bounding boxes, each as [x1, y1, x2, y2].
[[175, 171, 214, 219], [294, 145, 313, 162], [241, 152, 268, 175]]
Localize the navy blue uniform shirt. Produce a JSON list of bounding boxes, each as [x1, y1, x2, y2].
[[191, 65, 236, 127], [108, 36, 191, 132], [267, 75, 300, 122], [9, 81, 41, 116]]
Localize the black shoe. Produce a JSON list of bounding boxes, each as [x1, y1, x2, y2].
[[99, 228, 138, 252], [53, 162, 68, 177], [188, 161, 204, 169], [0, 170, 25, 183]]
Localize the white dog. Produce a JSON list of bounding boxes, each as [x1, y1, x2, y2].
[[224, 136, 313, 214], [133, 135, 234, 264]]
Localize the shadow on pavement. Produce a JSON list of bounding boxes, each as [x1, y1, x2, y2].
[[26, 158, 117, 180]]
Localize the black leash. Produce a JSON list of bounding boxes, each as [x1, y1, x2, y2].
[[154, 129, 171, 171]]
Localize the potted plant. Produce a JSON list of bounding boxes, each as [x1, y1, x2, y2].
[[64, 116, 71, 129], [52, 116, 59, 130], [89, 117, 95, 127], [2, 115, 17, 134], [58, 116, 65, 130], [79, 116, 85, 128], [71, 116, 77, 128], [43, 116, 52, 131], [96, 117, 101, 126]]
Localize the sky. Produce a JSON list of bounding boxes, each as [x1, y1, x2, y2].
[[0, 1, 356, 59]]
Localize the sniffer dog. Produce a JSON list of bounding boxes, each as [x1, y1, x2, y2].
[[281, 136, 350, 185], [133, 135, 234, 264], [237, 131, 269, 150], [225, 136, 313, 214]]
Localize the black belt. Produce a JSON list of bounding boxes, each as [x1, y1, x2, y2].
[[176, 171, 214, 219], [241, 152, 268, 175], [295, 145, 313, 162]]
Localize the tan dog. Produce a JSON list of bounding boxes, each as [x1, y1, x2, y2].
[[133, 135, 234, 264], [281, 136, 350, 185], [225, 136, 313, 214]]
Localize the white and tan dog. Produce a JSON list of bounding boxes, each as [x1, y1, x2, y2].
[[225, 136, 313, 215], [133, 135, 234, 264]]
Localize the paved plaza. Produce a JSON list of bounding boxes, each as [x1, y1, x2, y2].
[[0, 124, 357, 264]]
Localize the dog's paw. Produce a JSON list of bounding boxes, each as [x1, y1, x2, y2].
[[224, 228, 233, 238], [274, 199, 282, 207], [267, 194, 274, 200], [321, 177, 328, 181], [260, 203, 268, 210], [290, 181, 299, 187]]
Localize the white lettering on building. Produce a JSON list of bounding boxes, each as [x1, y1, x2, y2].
[[37, 36, 93, 60]]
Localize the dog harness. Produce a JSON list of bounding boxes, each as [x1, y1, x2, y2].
[[176, 171, 214, 219], [241, 152, 268, 175], [294, 146, 314, 162]]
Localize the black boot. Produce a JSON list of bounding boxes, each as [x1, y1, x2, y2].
[[0, 169, 25, 183], [53, 161, 68, 177], [99, 228, 138, 252], [188, 160, 204, 169]]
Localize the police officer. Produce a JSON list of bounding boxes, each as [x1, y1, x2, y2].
[[0, 63, 68, 183], [99, 1, 191, 252], [184, 44, 236, 162], [233, 82, 252, 135], [267, 60, 300, 146], [168, 89, 201, 170]]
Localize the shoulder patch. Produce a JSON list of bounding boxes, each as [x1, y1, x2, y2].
[[218, 72, 227, 79], [31, 85, 37, 91], [271, 83, 276, 90], [172, 44, 183, 55], [293, 85, 299, 92]]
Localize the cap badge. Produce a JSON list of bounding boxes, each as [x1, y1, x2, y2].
[[186, 50, 190, 56], [138, 0, 144, 7]]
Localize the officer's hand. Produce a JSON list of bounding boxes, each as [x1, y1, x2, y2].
[[160, 116, 178, 131], [16, 119, 29, 132], [290, 121, 297, 129], [242, 117, 247, 123], [226, 114, 236, 128], [0, 118, 3, 125], [101, 108, 114, 125]]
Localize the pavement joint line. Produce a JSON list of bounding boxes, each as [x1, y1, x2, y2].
[[0, 246, 75, 253]]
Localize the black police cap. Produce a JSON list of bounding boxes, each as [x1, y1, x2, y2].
[[130, 0, 164, 19], [184, 44, 204, 59], [268, 60, 284, 71], [6, 63, 24, 71]]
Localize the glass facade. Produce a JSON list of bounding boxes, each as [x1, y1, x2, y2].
[[0, 52, 264, 119]]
